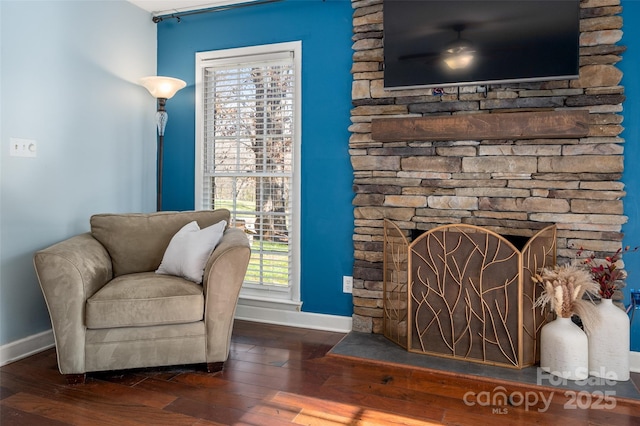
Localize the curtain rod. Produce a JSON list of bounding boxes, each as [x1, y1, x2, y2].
[[152, 0, 284, 23]]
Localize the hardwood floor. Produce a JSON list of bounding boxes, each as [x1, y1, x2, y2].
[[1, 320, 639, 425]]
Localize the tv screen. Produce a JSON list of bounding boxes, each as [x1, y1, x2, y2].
[[383, 0, 580, 90]]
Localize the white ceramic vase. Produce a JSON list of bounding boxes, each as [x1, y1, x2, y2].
[[588, 298, 630, 381], [540, 317, 589, 380]]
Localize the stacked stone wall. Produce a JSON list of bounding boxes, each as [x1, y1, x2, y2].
[[349, 0, 627, 333]]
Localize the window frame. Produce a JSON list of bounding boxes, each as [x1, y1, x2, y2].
[[195, 41, 302, 311]]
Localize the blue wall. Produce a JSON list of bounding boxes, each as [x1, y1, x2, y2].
[[157, 0, 354, 317], [157, 0, 640, 337], [621, 0, 640, 351]]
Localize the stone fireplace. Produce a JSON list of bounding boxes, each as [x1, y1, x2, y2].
[[349, 0, 627, 334]]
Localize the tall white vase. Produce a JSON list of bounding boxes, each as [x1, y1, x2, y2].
[[540, 317, 589, 380], [588, 298, 630, 381]]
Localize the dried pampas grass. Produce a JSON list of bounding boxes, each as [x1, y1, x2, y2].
[[533, 263, 600, 332]]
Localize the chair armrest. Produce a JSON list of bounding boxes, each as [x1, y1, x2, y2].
[[33, 233, 112, 374], [202, 228, 251, 363]]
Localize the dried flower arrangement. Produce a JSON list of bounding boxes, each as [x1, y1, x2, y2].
[[533, 263, 600, 331], [576, 246, 638, 299]]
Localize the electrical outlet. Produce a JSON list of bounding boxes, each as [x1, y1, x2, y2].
[[343, 275, 353, 293], [9, 138, 37, 158]]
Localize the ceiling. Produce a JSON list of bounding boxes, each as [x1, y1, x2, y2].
[[128, 0, 254, 16]]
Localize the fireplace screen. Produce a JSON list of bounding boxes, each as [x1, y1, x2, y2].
[[383, 220, 556, 369], [383, 220, 410, 349]]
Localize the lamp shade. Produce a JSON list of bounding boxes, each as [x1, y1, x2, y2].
[[140, 76, 186, 99]]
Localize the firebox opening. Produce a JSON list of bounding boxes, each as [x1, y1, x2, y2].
[[503, 234, 530, 251], [411, 229, 531, 251]]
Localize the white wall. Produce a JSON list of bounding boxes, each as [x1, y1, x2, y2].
[[0, 0, 157, 350]]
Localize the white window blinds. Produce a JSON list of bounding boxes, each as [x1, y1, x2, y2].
[[196, 43, 300, 301]]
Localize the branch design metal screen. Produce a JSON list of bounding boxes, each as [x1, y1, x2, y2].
[[383, 222, 556, 369], [201, 53, 295, 291]]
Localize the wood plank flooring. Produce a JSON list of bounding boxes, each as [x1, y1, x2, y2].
[[1, 320, 639, 425]]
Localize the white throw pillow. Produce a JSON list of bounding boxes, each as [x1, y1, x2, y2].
[[156, 220, 226, 283]]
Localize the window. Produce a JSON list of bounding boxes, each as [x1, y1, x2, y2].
[[195, 42, 301, 309]]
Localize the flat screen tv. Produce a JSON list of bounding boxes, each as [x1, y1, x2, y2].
[[383, 0, 580, 90]]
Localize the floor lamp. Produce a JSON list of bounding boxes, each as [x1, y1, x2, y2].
[[140, 76, 187, 211]]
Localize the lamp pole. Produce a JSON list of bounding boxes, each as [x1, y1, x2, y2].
[[156, 97, 168, 211], [140, 76, 186, 211]]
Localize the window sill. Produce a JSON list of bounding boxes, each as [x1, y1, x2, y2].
[[237, 295, 303, 312]]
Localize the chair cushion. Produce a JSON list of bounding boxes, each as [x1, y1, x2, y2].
[[90, 209, 230, 277], [85, 272, 204, 329]]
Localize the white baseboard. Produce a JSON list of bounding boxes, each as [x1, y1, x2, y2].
[[630, 351, 640, 373], [0, 329, 55, 367], [234, 304, 353, 333]]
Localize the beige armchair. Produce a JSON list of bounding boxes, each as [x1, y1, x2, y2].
[[34, 210, 250, 384]]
